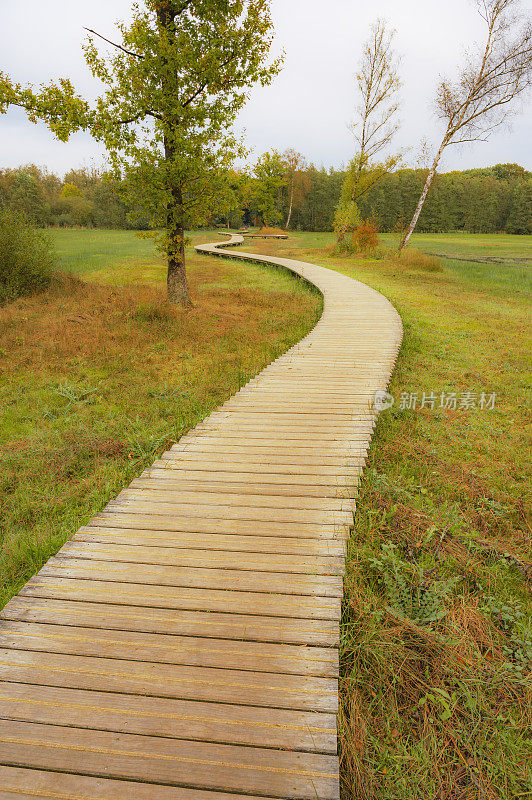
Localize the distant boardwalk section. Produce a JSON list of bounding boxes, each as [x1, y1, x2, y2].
[[0, 234, 402, 798]]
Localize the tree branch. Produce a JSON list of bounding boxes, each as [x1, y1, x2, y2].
[[181, 51, 238, 108], [113, 109, 162, 125], [84, 28, 144, 59]]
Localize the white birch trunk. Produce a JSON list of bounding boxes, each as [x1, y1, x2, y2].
[[399, 138, 448, 251], [286, 181, 294, 229]]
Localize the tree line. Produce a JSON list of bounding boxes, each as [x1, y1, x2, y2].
[[2, 159, 530, 235], [1, 0, 531, 303], [0, 165, 150, 230]]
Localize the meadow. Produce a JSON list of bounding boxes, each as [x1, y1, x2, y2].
[[1, 227, 530, 798], [0, 230, 322, 606], [234, 230, 531, 799]]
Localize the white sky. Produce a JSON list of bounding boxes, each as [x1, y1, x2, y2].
[[0, 0, 531, 176]]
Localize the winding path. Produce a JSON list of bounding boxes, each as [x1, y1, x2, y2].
[[0, 235, 402, 799]]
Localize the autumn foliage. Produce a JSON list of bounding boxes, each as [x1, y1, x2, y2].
[[352, 219, 379, 252]]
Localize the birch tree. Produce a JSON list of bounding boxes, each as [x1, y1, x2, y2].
[[400, 0, 532, 251], [0, 1, 281, 306], [283, 149, 310, 229], [335, 18, 402, 248]]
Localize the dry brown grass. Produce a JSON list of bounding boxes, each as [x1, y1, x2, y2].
[[0, 252, 322, 606], [259, 226, 288, 235], [0, 261, 312, 372], [393, 247, 444, 272]]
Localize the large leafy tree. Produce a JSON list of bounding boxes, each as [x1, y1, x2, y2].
[[0, 1, 281, 305]]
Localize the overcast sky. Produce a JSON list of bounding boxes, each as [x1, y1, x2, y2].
[[1, 0, 531, 176]]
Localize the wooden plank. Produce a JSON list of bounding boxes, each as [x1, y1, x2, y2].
[[0, 649, 338, 711], [0, 766, 282, 800], [126, 483, 355, 510], [174, 441, 369, 458], [57, 541, 346, 575], [1, 598, 340, 646], [160, 452, 366, 471], [0, 720, 340, 798], [91, 512, 351, 540], [19, 577, 342, 620], [41, 558, 344, 597], [0, 683, 338, 753], [0, 620, 337, 677], [148, 464, 362, 488], [145, 469, 360, 493], [76, 527, 348, 557], [105, 498, 352, 525]]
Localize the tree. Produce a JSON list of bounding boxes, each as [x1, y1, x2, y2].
[[335, 18, 402, 248], [505, 177, 532, 232], [283, 149, 310, 229], [252, 150, 287, 226], [400, 0, 532, 251], [8, 172, 47, 227], [0, 1, 281, 305]]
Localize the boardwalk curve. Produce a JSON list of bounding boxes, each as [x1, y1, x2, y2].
[[0, 235, 402, 799]]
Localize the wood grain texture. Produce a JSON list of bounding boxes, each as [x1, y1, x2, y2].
[[0, 233, 402, 798]]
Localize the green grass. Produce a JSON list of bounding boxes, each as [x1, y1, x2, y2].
[[1, 226, 529, 796], [382, 231, 532, 296], [48, 229, 162, 275], [244, 231, 531, 799], [0, 230, 322, 606]]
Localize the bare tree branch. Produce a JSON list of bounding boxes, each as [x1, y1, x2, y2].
[[400, 0, 532, 251], [335, 18, 402, 246], [84, 28, 144, 60]]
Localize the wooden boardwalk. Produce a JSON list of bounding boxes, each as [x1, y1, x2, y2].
[[0, 235, 402, 799]]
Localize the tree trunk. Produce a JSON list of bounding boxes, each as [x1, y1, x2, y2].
[[399, 139, 447, 251], [286, 180, 294, 229], [157, 3, 192, 307], [166, 190, 192, 307], [164, 132, 192, 306]]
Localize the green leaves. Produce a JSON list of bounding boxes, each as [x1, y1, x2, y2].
[[1, 1, 282, 300], [369, 542, 460, 628]]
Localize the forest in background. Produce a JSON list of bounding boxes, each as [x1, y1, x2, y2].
[[1, 159, 530, 235]]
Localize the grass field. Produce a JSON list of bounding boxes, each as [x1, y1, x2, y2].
[[239, 231, 531, 800], [1, 227, 530, 798], [0, 229, 322, 606]]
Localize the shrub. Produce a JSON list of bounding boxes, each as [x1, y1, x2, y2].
[[0, 208, 55, 304], [352, 219, 379, 252], [333, 201, 361, 254]]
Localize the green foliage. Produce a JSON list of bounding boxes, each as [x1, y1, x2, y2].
[[369, 542, 459, 626], [505, 178, 532, 234], [0, 209, 55, 304], [358, 163, 532, 234], [333, 200, 361, 252], [251, 150, 287, 225], [0, 165, 138, 230], [0, 1, 282, 302], [483, 595, 532, 679]]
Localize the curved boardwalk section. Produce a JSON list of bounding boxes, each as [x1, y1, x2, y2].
[[0, 235, 402, 799]]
